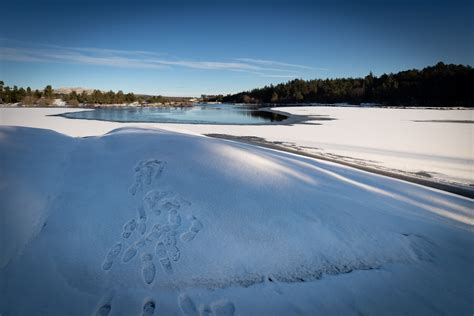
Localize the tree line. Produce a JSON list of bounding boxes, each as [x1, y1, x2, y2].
[[63, 90, 139, 106], [221, 62, 474, 107], [0, 82, 56, 106], [0, 81, 176, 107], [2, 62, 472, 107]]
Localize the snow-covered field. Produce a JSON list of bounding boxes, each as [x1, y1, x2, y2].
[[1, 107, 472, 187], [269, 107, 473, 186], [0, 107, 473, 315], [1, 123, 473, 315]]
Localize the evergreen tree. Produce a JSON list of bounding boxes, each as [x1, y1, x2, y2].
[[222, 63, 474, 107], [0, 81, 4, 103], [43, 85, 54, 99]]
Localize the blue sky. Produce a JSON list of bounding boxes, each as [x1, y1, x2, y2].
[[1, 0, 473, 96]]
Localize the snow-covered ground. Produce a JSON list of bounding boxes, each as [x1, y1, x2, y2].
[[269, 107, 473, 186], [0, 123, 473, 315], [1, 107, 472, 187]]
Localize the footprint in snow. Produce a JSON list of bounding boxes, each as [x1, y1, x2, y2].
[[143, 190, 163, 215], [129, 159, 166, 196], [95, 298, 157, 316], [102, 243, 122, 271], [161, 258, 174, 275], [137, 205, 147, 235], [160, 198, 181, 213], [122, 219, 137, 239], [164, 232, 181, 261], [199, 304, 213, 316], [178, 294, 198, 316], [144, 190, 189, 217], [95, 304, 111, 316], [141, 253, 156, 285], [143, 300, 156, 316], [168, 245, 180, 262], [156, 241, 174, 274], [155, 241, 167, 258], [155, 230, 181, 272], [180, 216, 203, 242], [211, 300, 236, 316], [178, 294, 236, 316], [123, 245, 138, 263], [146, 224, 165, 242], [123, 237, 150, 263], [164, 232, 177, 246], [168, 209, 181, 227]]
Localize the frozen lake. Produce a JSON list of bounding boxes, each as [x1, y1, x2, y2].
[[56, 103, 288, 125]]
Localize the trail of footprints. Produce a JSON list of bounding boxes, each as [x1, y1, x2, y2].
[[95, 300, 155, 316], [98, 159, 236, 316], [128, 159, 166, 196], [102, 159, 204, 286], [94, 295, 234, 316]]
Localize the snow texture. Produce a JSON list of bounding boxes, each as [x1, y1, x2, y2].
[[0, 125, 472, 315]]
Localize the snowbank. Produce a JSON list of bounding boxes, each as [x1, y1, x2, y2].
[[0, 126, 472, 315], [0, 107, 472, 187]]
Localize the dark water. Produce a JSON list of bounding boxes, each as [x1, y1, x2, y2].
[[57, 103, 288, 125]]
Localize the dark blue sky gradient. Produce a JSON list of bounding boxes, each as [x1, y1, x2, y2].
[[1, 0, 473, 95]]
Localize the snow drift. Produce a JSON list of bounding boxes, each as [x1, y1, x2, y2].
[[0, 126, 472, 315]]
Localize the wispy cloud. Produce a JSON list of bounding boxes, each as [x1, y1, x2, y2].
[[236, 58, 328, 71], [0, 39, 325, 77]]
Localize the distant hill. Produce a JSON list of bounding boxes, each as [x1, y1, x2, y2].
[[54, 87, 95, 95]]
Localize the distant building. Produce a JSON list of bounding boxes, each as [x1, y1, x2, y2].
[[201, 94, 223, 102]]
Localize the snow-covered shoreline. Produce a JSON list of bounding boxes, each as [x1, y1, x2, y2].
[[0, 124, 472, 315], [1, 106, 472, 189]]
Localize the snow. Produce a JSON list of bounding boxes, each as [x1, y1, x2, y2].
[[53, 98, 66, 107], [0, 125, 473, 315], [269, 107, 473, 185], [0, 106, 472, 187]]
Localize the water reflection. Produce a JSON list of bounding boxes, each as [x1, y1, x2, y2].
[[58, 103, 288, 125]]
